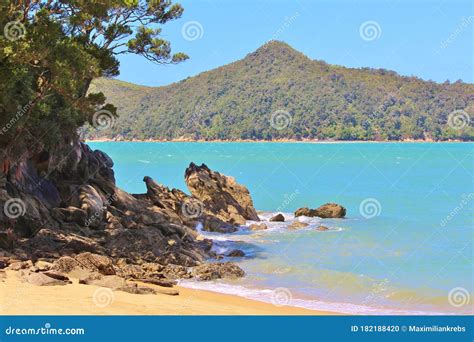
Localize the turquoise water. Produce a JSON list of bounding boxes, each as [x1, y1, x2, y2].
[[88, 142, 473, 314]]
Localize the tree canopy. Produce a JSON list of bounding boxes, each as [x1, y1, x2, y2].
[[0, 0, 187, 155]]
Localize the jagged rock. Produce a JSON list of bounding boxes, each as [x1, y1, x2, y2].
[[74, 252, 115, 275], [294, 203, 346, 218], [248, 223, 267, 231], [316, 225, 329, 231], [1, 139, 258, 286], [288, 221, 309, 230], [269, 213, 285, 222], [185, 163, 259, 225], [52, 253, 115, 275], [79, 185, 105, 228], [192, 262, 245, 281], [227, 249, 245, 257], [52, 207, 87, 226]]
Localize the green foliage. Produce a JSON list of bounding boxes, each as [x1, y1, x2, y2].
[[89, 41, 474, 141], [0, 0, 187, 153]]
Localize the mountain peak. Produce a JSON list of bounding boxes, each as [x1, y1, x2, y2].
[[249, 40, 310, 63]]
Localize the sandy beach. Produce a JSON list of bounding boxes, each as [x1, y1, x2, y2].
[[0, 271, 336, 315]]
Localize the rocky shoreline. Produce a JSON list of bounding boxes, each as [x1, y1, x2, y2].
[[0, 140, 345, 298]]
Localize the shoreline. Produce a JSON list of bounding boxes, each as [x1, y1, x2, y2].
[[85, 138, 471, 143], [0, 271, 337, 315]]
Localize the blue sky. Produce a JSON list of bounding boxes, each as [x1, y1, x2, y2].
[[117, 0, 473, 86]]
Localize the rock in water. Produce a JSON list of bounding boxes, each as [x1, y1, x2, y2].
[[314, 203, 346, 218], [294, 207, 312, 217], [294, 203, 346, 218], [226, 249, 245, 257], [269, 213, 285, 222], [184, 163, 259, 225], [288, 221, 309, 230], [248, 223, 267, 231]]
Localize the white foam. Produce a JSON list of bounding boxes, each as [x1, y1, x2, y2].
[[179, 280, 451, 316]]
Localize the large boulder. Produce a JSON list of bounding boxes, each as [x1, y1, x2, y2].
[[52, 252, 115, 275], [184, 163, 259, 225], [294, 203, 346, 218]]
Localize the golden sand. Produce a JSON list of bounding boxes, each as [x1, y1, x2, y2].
[[0, 271, 337, 315]]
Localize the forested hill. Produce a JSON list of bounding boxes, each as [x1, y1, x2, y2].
[[87, 41, 474, 141]]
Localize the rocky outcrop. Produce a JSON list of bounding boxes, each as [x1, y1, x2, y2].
[[0, 141, 249, 291], [294, 203, 346, 218], [0, 141, 218, 275], [142, 176, 237, 233], [185, 163, 259, 225]]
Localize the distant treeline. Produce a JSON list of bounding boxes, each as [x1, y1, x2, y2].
[[87, 41, 474, 141]]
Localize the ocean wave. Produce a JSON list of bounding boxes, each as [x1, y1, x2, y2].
[[178, 280, 451, 315]]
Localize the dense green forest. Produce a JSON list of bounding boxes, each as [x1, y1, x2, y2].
[[87, 41, 473, 141]]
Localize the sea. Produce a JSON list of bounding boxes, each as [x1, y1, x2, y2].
[[88, 142, 473, 315]]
